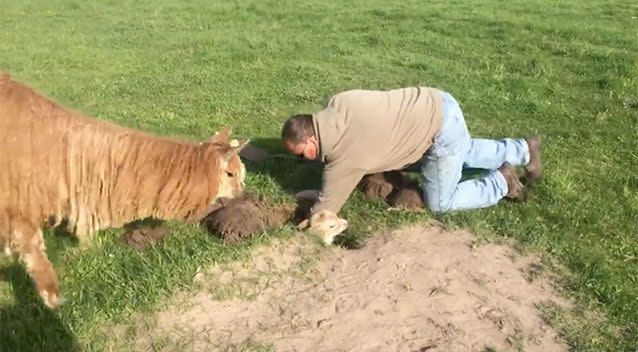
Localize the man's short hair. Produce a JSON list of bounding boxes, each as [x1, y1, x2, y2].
[[281, 114, 314, 144]]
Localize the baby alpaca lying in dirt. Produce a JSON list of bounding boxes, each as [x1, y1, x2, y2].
[[122, 191, 347, 249], [294, 191, 349, 245], [204, 191, 349, 245]]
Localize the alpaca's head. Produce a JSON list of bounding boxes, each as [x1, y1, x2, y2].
[[298, 210, 348, 245], [206, 127, 250, 200]]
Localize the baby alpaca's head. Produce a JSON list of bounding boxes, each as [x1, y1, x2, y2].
[[298, 210, 348, 245]]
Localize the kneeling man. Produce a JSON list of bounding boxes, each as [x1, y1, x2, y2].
[[281, 86, 541, 217]]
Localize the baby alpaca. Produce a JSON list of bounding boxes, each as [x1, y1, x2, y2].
[[298, 210, 348, 245]]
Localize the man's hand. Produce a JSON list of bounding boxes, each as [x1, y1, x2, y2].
[[292, 190, 320, 225]]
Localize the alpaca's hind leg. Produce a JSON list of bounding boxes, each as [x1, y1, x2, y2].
[[76, 228, 99, 249], [68, 216, 102, 249], [13, 220, 62, 309]]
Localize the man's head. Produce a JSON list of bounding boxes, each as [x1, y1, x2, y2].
[[281, 114, 319, 160]]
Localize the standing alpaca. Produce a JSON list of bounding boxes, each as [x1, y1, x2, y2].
[[0, 72, 248, 308]]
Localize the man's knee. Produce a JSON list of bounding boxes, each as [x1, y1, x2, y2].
[[424, 197, 453, 214]]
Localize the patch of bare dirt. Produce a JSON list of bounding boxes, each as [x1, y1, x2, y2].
[[120, 224, 569, 352]]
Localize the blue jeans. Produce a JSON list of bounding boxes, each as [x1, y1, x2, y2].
[[419, 91, 530, 213]]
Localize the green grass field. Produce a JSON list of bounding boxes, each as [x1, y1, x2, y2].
[[0, 0, 636, 351]]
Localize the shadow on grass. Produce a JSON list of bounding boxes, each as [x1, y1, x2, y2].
[[0, 263, 79, 352], [242, 137, 324, 194], [0, 226, 80, 352]]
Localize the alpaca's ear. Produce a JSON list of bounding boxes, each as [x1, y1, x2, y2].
[[219, 139, 251, 162], [297, 219, 310, 230], [229, 138, 250, 151], [209, 126, 233, 145]]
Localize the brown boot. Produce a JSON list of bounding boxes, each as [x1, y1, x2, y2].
[[525, 136, 542, 186], [499, 162, 525, 201]]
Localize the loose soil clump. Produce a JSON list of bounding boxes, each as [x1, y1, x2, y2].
[[201, 193, 296, 244], [120, 225, 171, 251], [358, 171, 426, 210]]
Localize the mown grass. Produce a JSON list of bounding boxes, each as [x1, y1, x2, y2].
[[0, 0, 636, 351]]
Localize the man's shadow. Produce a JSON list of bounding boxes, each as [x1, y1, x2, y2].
[[241, 137, 324, 194], [0, 234, 79, 352]]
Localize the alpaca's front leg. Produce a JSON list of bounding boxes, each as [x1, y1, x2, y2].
[[13, 220, 63, 309]]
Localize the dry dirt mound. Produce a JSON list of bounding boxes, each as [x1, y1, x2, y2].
[[120, 224, 569, 352]]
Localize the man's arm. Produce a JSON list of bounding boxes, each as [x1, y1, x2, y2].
[[310, 163, 365, 215]]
